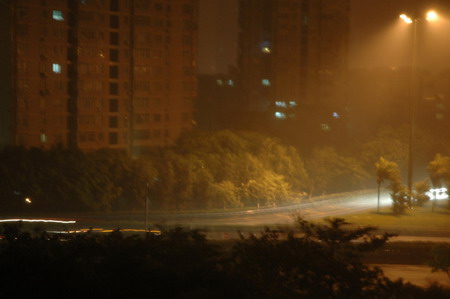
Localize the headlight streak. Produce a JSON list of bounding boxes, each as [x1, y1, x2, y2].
[[0, 219, 76, 224], [0, 219, 162, 235]]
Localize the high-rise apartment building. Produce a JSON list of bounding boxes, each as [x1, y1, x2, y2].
[[238, 0, 349, 134], [0, 0, 197, 153]]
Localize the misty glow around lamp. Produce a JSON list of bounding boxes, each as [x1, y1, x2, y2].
[[399, 10, 439, 202]]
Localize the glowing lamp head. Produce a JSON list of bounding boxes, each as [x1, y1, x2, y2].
[[426, 10, 438, 22], [400, 14, 413, 24]]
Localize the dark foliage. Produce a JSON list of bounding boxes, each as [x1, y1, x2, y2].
[[0, 146, 156, 213], [1, 219, 449, 298]]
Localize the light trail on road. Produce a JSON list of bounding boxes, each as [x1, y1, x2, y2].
[[153, 191, 393, 226]]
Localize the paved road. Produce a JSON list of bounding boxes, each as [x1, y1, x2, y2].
[[140, 190, 393, 227]]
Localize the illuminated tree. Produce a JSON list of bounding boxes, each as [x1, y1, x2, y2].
[[413, 180, 431, 207], [360, 126, 408, 172], [375, 157, 401, 212], [427, 154, 450, 210], [428, 154, 450, 187], [306, 147, 368, 196], [207, 180, 241, 209]]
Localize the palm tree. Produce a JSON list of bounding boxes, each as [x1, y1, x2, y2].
[[375, 157, 401, 213]]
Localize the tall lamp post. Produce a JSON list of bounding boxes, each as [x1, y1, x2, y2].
[[145, 181, 150, 231], [399, 10, 438, 202]]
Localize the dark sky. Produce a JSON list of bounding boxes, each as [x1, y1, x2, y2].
[[198, 0, 450, 74]]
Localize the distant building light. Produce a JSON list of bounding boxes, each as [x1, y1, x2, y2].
[[216, 79, 223, 86], [52, 63, 62, 73], [275, 112, 286, 119], [321, 123, 331, 131], [289, 101, 297, 107], [262, 79, 271, 86], [260, 40, 272, 54], [52, 10, 64, 21], [40, 133, 47, 143], [332, 112, 340, 119], [262, 47, 271, 54], [275, 101, 287, 108], [227, 79, 234, 86]]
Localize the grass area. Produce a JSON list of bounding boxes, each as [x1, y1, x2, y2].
[[363, 241, 440, 265], [341, 201, 450, 233]]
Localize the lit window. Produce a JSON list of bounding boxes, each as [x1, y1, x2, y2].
[[260, 41, 271, 54], [275, 101, 287, 108], [227, 79, 234, 86], [52, 10, 64, 21], [52, 63, 62, 73], [289, 101, 297, 107], [321, 124, 331, 131], [262, 79, 271, 86], [332, 112, 340, 119], [216, 79, 223, 86], [275, 112, 286, 119], [40, 133, 47, 143]]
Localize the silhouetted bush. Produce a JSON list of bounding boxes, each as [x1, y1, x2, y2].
[[1, 219, 449, 298]]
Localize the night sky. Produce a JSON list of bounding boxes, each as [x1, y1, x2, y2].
[[198, 0, 450, 74]]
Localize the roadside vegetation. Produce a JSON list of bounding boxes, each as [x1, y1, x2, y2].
[[1, 217, 449, 298], [1, 128, 450, 214]]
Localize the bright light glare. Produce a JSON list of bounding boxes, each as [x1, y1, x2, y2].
[[426, 10, 438, 22], [426, 187, 448, 200], [24, 197, 31, 204], [400, 14, 413, 24], [262, 47, 271, 54], [275, 112, 286, 119]]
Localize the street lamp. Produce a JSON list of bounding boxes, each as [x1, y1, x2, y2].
[[399, 10, 439, 202], [145, 182, 150, 231]]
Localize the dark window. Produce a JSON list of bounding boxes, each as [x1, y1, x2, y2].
[[110, 49, 119, 61], [110, 32, 119, 45], [182, 4, 193, 14], [110, 15, 119, 28], [109, 116, 118, 128], [109, 65, 119, 78], [109, 99, 118, 112], [109, 132, 118, 144], [133, 130, 150, 140], [109, 82, 118, 95], [16, 24, 29, 36], [110, 0, 119, 11]]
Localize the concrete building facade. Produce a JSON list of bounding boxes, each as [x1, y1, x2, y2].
[[238, 0, 350, 140], [0, 0, 197, 153]]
